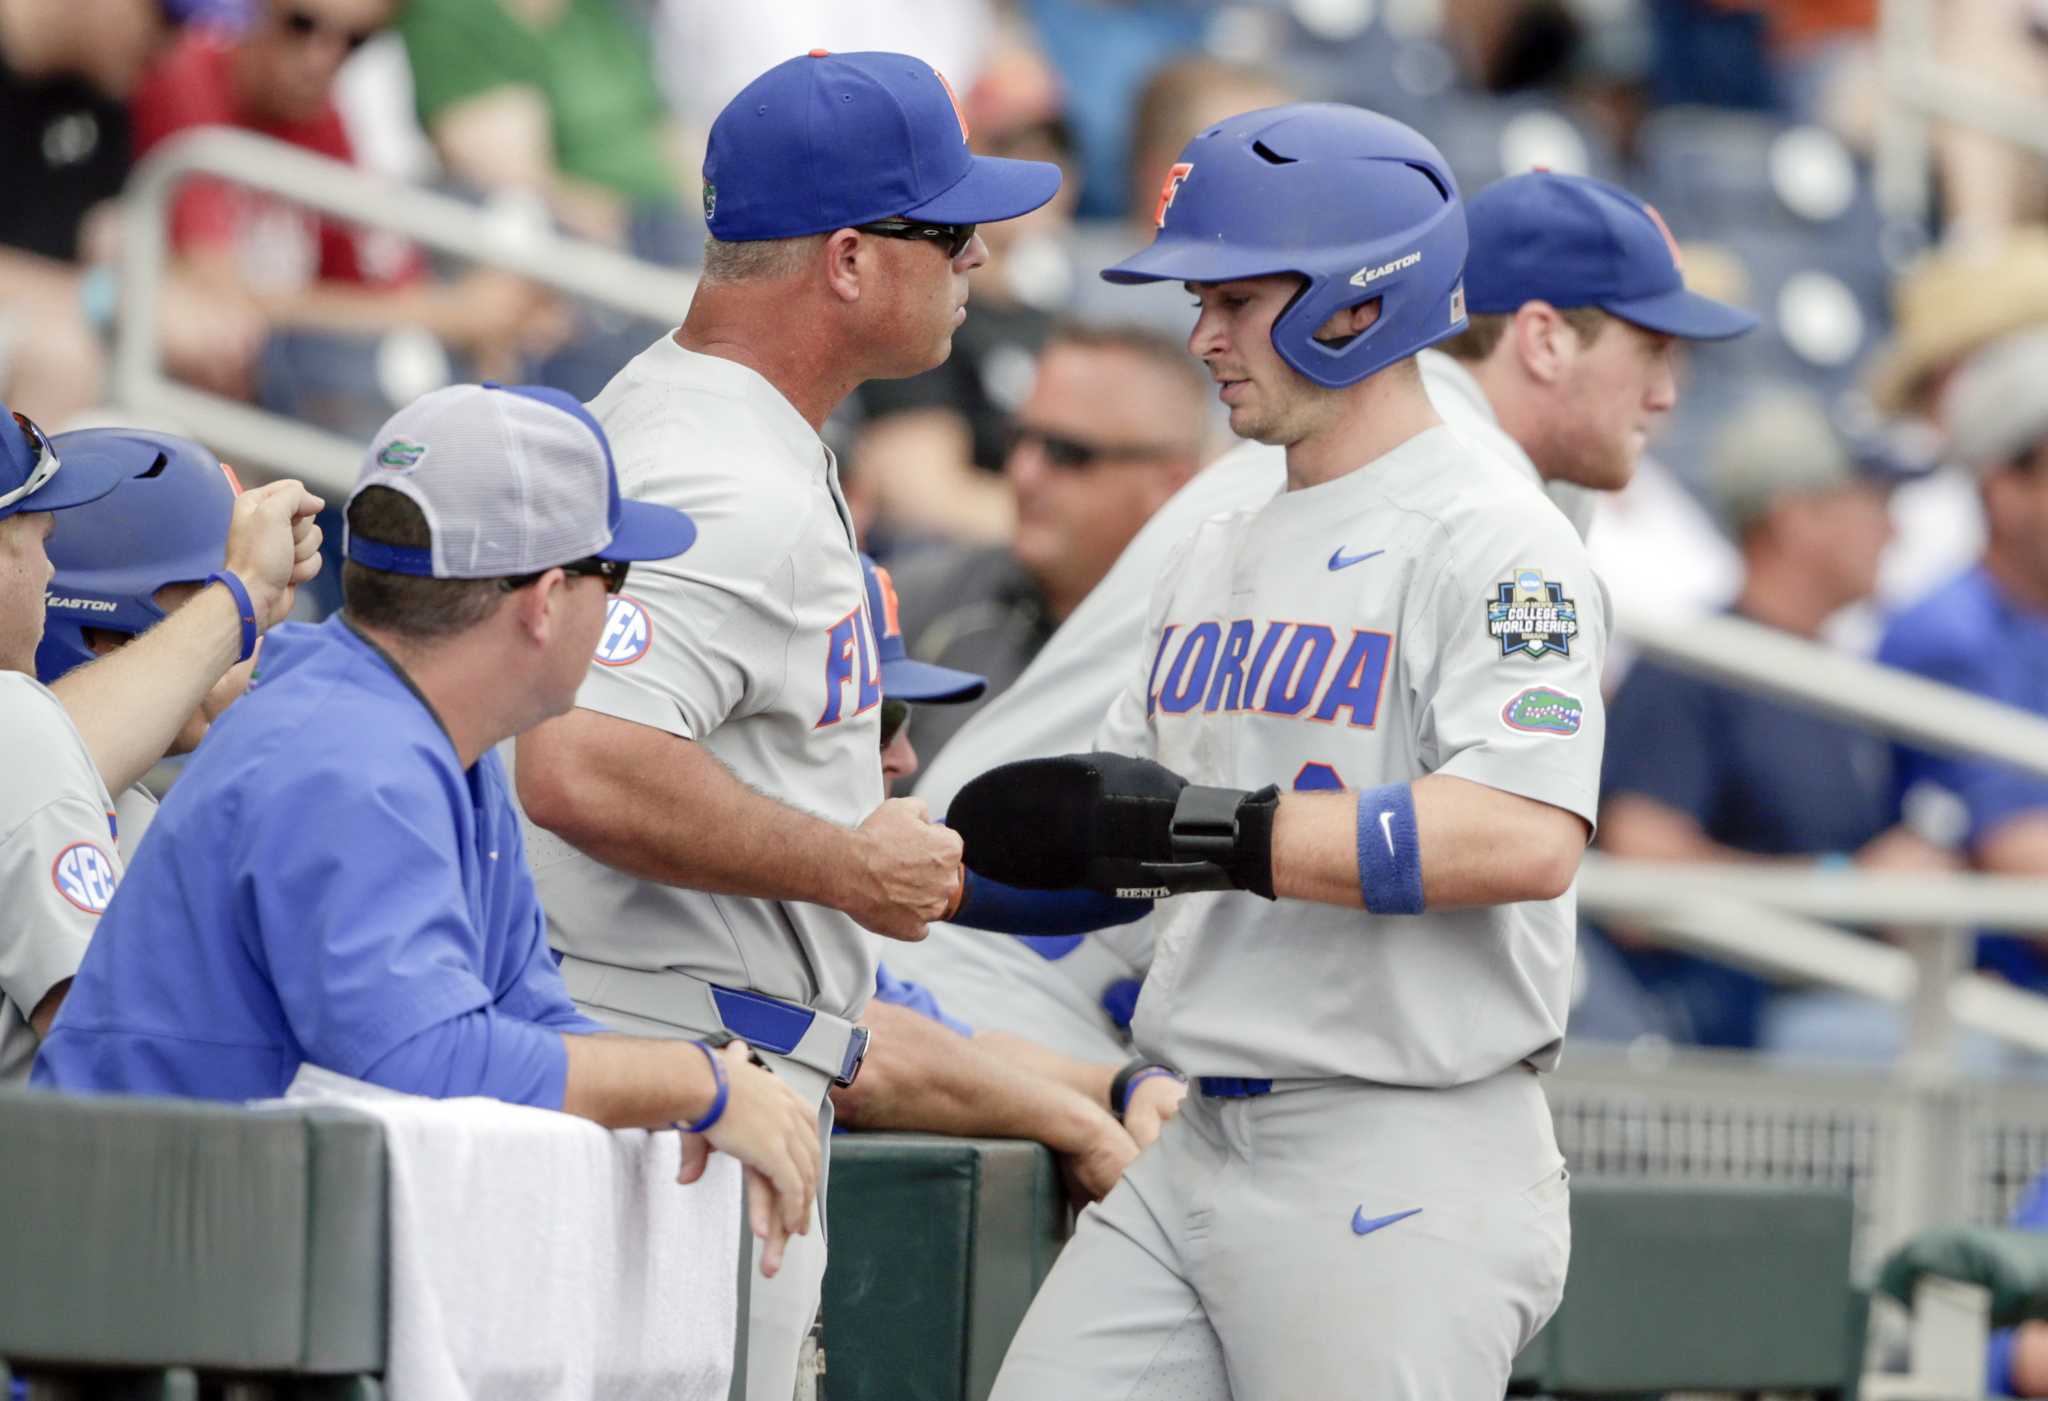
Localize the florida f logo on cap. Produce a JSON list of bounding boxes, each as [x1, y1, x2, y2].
[[1154, 162, 1194, 228]]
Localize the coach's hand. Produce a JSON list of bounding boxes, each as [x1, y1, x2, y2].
[[1061, 1115, 1140, 1204], [677, 1041, 820, 1278], [949, 753, 1280, 900], [223, 479, 326, 627], [845, 797, 964, 941], [1122, 1069, 1187, 1151]]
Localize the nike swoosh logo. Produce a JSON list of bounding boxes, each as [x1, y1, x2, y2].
[[1327, 547, 1386, 571], [1378, 810, 1396, 856], [1352, 1206, 1422, 1236]]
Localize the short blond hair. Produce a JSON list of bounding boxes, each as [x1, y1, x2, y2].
[[1441, 305, 1609, 361]]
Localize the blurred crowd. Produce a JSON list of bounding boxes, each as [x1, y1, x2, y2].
[[10, 0, 2048, 1114]]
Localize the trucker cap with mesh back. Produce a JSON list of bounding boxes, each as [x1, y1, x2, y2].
[[344, 383, 695, 577]]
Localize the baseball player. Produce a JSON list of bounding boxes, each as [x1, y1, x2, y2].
[[36, 429, 251, 858], [0, 404, 322, 1081], [511, 50, 1061, 1401], [890, 165, 1755, 1067], [947, 104, 1609, 1398]]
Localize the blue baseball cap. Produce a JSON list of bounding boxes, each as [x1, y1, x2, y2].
[[1465, 171, 1757, 341], [862, 553, 984, 704], [0, 403, 130, 522], [346, 384, 695, 579], [703, 50, 1062, 241]]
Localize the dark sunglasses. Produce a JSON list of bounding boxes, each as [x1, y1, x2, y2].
[[858, 218, 977, 261], [1002, 423, 1184, 472], [878, 697, 910, 749], [279, 8, 380, 51], [499, 556, 630, 595]]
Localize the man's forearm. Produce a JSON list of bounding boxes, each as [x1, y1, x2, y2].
[[560, 1032, 719, 1129], [973, 1030, 1117, 1111], [833, 1004, 1111, 1153], [50, 586, 243, 792], [519, 712, 867, 910], [1270, 774, 1585, 911]]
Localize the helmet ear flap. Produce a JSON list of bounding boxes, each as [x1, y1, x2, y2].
[[1309, 295, 1383, 351]]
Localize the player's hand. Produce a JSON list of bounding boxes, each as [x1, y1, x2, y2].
[[846, 797, 965, 942], [222, 479, 325, 627], [1122, 1071, 1187, 1151], [1059, 1113, 1139, 1203], [676, 1040, 820, 1278]]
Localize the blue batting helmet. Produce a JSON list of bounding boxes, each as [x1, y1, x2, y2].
[[1102, 103, 1468, 390], [35, 429, 240, 685]]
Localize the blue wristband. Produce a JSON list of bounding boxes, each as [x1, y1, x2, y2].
[[1121, 1065, 1184, 1116], [1356, 782, 1424, 914], [205, 571, 258, 663], [680, 1039, 729, 1133]]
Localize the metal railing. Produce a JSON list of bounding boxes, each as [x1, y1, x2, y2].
[[1584, 607, 2048, 1257], [1876, 0, 2048, 224], [113, 128, 700, 498]]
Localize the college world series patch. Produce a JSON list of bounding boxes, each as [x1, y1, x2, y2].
[[1485, 569, 1579, 659], [1500, 686, 1584, 737]]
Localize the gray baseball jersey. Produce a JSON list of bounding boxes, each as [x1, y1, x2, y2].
[[0, 673, 124, 1082], [523, 335, 883, 1019], [892, 357, 1593, 1057], [1097, 425, 1607, 1086]]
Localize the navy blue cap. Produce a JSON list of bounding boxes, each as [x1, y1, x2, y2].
[[1465, 171, 1757, 341], [703, 50, 1062, 241], [862, 553, 984, 703], [0, 404, 129, 522]]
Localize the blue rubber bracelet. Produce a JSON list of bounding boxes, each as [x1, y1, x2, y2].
[[205, 571, 258, 663], [1121, 1065, 1185, 1116], [680, 1038, 729, 1133], [1356, 782, 1425, 915]]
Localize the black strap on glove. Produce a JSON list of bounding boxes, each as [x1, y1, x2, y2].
[[949, 752, 1280, 900]]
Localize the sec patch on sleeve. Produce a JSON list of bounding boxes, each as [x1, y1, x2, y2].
[[1500, 686, 1584, 737], [51, 841, 119, 913], [594, 595, 653, 667], [1485, 569, 1578, 659]]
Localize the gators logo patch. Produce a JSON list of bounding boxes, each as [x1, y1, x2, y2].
[[1501, 686, 1583, 737], [376, 438, 427, 471]]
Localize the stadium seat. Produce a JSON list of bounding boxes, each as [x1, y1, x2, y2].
[[1425, 93, 1624, 194], [820, 1134, 1069, 1401]]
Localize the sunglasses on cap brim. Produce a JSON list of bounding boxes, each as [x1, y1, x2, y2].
[[0, 412, 60, 513]]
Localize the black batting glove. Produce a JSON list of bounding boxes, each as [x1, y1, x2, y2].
[[949, 752, 1279, 900]]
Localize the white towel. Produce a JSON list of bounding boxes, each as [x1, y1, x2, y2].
[[274, 1066, 740, 1401]]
